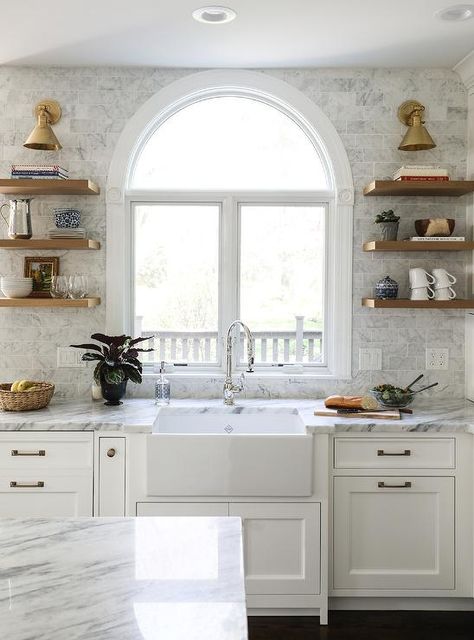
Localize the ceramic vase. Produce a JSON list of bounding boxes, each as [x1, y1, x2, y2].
[[378, 221, 399, 241], [100, 378, 128, 406]]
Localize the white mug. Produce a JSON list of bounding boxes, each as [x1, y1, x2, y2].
[[409, 268, 435, 288], [410, 286, 435, 300], [434, 286, 456, 300], [432, 268, 456, 289]]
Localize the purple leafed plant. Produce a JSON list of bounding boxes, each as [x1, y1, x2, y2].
[[70, 333, 154, 385]]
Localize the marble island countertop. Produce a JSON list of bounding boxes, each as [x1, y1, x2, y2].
[[0, 517, 247, 640], [0, 397, 473, 433]]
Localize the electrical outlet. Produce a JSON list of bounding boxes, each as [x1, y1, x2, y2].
[[425, 348, 449, 371], [359, 348, 382, 371], [57, 347, 86, 368]]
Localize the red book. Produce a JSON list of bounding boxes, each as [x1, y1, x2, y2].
[[395, 176, 450, 182]]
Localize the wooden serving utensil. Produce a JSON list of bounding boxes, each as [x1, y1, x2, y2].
[[404, 373, 424, 391], [410, 382, 438, 394]]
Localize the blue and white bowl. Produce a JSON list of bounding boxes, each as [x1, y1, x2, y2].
[[53, 209, 81, 229]]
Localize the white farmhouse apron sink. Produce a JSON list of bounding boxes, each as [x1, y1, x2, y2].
[[146, 407, 313, 496]]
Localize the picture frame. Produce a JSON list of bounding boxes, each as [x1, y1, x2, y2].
[[24, 257, 60, 297]]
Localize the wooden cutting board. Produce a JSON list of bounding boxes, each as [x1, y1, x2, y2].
[[314, 408, 401, 420]]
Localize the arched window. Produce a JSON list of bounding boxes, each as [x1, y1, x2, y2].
[[131, 96, 329, 190], [107, 71, 353, 378]]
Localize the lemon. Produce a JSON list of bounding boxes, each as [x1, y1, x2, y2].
[[17, 380, 36, 392]]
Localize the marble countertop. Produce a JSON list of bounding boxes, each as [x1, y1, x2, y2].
[[0, 397, 473, 434], [0, 516, 247, 640]]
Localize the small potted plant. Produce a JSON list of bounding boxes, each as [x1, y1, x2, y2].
[[374, 209, 400, 241], [71, 333, 154, 406]]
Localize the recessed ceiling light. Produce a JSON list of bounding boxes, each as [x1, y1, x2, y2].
[[435, 4, 474, 21], [192, 6, 237, 24]]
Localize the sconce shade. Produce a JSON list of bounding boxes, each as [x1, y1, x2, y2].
[[23, 100, 62, 151], [397, 100, 436, 151]]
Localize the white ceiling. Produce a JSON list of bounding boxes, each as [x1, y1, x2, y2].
[[3, 0, 474, 67]]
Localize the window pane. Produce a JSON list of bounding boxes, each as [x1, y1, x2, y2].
[[131, 97, 328, 191], [239, 205, 325, 365], [133, 204, 219, 364]]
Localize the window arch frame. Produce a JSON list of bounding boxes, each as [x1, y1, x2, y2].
[[107, 70, 353, 379]]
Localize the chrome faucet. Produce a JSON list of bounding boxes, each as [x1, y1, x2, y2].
[[223, 321, 254, 405]]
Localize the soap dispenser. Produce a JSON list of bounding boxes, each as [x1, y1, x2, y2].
[[155, 361, 171, 405]]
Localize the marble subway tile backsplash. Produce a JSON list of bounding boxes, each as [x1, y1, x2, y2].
[[0, 66, 468, 399]]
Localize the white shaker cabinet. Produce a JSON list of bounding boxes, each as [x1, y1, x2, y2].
[[229, 502, 321, 596], [137, 500, 321, 597], [97, 436, 126, 516], [333, 476, 455, 591], [0, 432, 93, 517]]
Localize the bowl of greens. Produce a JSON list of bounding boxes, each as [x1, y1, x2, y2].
[[370, 384, 415, 408]]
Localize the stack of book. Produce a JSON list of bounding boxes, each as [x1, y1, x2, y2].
[[393, 165, 449, 182], [48, 228, 86, 239], [408, 235, 465, 242], [11, 164, 68, 180]]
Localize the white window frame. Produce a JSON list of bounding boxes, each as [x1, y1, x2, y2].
[[107, 70, 353, 379], [130, 195, 330, 372]]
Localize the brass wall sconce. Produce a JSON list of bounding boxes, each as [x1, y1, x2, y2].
[[397, 100, 436, 151], [23, 99, 62, 151]]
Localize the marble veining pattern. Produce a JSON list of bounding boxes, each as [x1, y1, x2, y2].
[[0, 398, 473, 434], [0, 66, 467, 399], [0, 517, 247, 640]]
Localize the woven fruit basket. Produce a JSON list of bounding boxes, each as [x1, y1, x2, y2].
[[0, 383, 55, 411]]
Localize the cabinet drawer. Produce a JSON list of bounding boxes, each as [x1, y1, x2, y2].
[[334, 437, 455, 469], [0, 473, 93, 516], [0, 433, 93, 470]]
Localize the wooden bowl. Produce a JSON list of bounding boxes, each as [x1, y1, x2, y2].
[[415, 218, 455, 237]]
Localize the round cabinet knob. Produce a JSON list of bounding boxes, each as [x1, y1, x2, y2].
[[106, 448, 116, 458]]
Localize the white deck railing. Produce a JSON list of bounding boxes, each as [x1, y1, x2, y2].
[[137, 316, 323, 365]]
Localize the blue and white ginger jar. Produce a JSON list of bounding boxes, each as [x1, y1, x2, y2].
[[375, 275, 398, 299]]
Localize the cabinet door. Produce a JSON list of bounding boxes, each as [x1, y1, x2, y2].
[[98, 437, 126, 516], [229, 502, 320, 595], [0, 475, 93, 516], [136, 502, 228, 516], [333, 476, 454, 590]]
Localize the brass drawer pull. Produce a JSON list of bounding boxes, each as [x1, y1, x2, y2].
[[10, 481, 45, 488], [378, 481, 412, 489], [11, 449, 46, 457], [106, 448, 116, 458], [377, 449, 411, 457]]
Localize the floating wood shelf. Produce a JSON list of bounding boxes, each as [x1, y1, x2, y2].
[[0, 239, 100, 250], [363, 240, 474, 252], [362, 298, 474, 309], [363, 180, 474, 197], [0, 297, 100, 308], [0, 179, 100, 195]]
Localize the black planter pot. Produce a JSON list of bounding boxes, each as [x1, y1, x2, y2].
[[100, 378, 128, 406]]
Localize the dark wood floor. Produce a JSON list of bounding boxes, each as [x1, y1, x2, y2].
[[248, 612, 474, 640]]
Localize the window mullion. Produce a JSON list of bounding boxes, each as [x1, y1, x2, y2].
[[220, 196, 239, 372]]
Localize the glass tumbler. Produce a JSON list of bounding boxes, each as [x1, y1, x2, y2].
[[68, 275, 88, 299], [50, 275, 68, 299]]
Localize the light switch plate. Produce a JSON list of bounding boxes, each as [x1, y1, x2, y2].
[[359, 348, 382, 371], [57, 347, 86, 368]]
